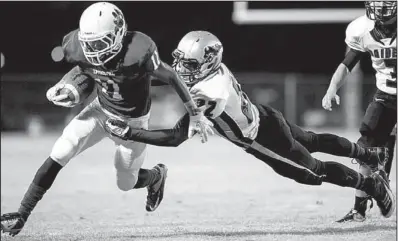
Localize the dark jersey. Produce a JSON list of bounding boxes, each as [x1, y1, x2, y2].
[[62, 29, 161, 118]]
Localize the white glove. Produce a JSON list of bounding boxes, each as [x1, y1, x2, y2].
[[46, 84, 75, 108], [322, 90, 340, 111], [189, 111, 214, 143], [105, 119, 131, 141]]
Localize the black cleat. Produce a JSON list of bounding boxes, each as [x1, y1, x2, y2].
[[368, 170, 395, 218], [146, 164, 168, 212], [336, 209, 366, 223], [366, 147, 389, 171], [336, 197, 373, 223]]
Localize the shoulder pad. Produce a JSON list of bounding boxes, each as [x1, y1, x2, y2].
[[62, 29, 88, 64], [123, 31, 157, 67], [345, 15, 374, 52], [193, 64, 230, 101]]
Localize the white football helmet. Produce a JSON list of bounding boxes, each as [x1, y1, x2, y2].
[[78, 2, 127, 66], [365, 1, 397, 25], [172, 31, 223, 86]]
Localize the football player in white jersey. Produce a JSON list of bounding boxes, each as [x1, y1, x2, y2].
[[322, 1, 397, 222], [106, 31, 395, 221]]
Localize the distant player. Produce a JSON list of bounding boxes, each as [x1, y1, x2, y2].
[[104, 31, 395, 221], [0, 2, 213, 236], [322, 1, 396, 222]]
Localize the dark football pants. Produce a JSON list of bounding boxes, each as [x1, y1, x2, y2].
[[356, 90, 397, 176], [246, 104, 328, 186]]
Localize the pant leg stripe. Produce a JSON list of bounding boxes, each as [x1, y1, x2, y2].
[[250, 140, 320, 177]]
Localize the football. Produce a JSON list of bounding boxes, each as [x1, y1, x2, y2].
[[59, 67, 96, 105]]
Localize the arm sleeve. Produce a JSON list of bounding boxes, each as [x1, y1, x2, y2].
[[127, 113, 190, 147], [341, 48, 365, 71], [151, 61, 198, 116]]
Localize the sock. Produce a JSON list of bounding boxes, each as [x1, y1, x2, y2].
[[133, 168, 160, 189], [351, 164, 372, 215], [19, 157, 62, 220], [354, 196, 369, 215], [350, 143, 371, 160], [18, 183, 47, 220], [385, 134, 396, 177], [356, 176, 377, 200], [322, 161, 364, 188]]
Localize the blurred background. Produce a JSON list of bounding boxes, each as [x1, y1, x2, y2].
[[0, 1, 376, 135]]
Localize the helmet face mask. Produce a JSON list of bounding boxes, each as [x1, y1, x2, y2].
[[365, 1, 397, 25], [172, 31, 223, 86], [78, 2, 127, 66], [172, 49, 203, 85]]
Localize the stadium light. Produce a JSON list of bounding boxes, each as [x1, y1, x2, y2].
[[1, 52, 4, 68], [51, 46, 64, 62], [232, 2, 364, 24]]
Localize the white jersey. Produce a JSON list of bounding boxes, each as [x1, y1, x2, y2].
[[345, 15, 397, 95], [190, 63, 260, 147]]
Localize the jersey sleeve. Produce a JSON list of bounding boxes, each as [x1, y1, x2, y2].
[[124, 32, 161, 72], [143, 45, 161, 72], [345, 16, 368, 52], [61, 29, 86, 64]]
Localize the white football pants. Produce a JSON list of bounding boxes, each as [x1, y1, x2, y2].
[[50, 97, 149, 191]]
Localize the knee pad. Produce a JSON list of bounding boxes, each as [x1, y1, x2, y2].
[[50, 134, 80, 166], [114, 143, 147, 191], [116, 170, 139, 191]]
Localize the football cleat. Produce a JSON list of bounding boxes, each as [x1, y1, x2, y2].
[[1, 212, 26, 236], [366, 147, 389, 171], [369, 170, 395, 218], [336, 209, 366, 223], [146, 164, 168, 212]]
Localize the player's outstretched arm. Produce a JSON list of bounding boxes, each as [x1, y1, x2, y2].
[[153, 62, 199, 115], [322, 48, 364, 111], [105, 114, 191, 147], [1, 158, 62, 236], [151, 61, 214, 142]]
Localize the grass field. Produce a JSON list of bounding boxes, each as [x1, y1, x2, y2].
[[1, 130, 397, 241]]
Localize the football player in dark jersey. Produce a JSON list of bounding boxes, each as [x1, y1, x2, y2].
[[0, 2, 213, 236], [102, 31, 395, 223], [322, 1, 396, 222]]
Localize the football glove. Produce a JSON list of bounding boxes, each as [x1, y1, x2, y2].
[[189, 111, 214, 143], [105, 118, 131, 141], [46, 84, 75, 108], [1, 212, 26, 236]]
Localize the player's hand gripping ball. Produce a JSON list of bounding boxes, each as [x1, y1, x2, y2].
[[46, 69, 95, 108]]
